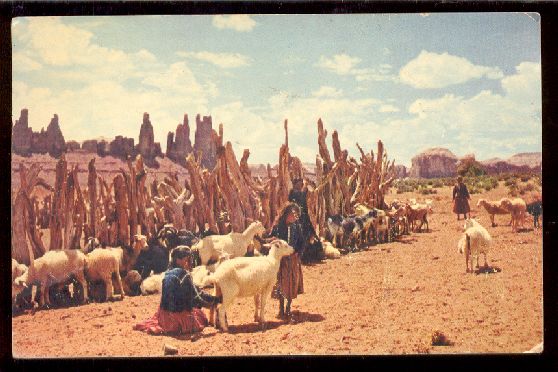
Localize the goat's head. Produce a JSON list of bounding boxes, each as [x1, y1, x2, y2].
[[84, 237, 101, 253], [263, 239, 294, 258], [133, 234, 149, 252], [251, 221, 266, 237]]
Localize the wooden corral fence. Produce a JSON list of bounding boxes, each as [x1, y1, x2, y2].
[[11, 118, 396, 265]]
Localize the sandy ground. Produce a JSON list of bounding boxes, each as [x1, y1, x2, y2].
[[11, 183, 543, 357]]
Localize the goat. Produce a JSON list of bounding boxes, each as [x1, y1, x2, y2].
[[13, 249, 89, 308], [500, 197, 527, 232], [405, 203, 430, 232], [458, 218, 492, 273], [476, 198, 511, 227], [191, 221, 266, 266], [133, 235, 169, 280], [202, 239, 294, 332]]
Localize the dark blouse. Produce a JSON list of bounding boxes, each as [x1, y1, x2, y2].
[[270, 222, 305, 254], [453, 183, 470, 200], [160, 268, 220, 313], [289, 189, 309, 214]]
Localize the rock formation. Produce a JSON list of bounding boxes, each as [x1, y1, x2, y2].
[[394, 164, 408, 179], [82, 140, 98, 153], [110, 136, 135, 159], [66, 140, 81, 151], [193, 114, 216, 170], [166, 114, 193, 166], [12, 109, 66, 157], [136, 113, 162, 166], [12, 109, 33, 156], [480, 154, 541, 175], [409, 148, 458, 178]]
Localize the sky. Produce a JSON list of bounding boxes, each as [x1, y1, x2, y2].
[[12, 13, 541, 167]]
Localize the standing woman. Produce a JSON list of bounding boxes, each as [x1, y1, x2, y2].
[[267, 202, 305, 321], [133, 246, 221, 335], [452, 176, 471, 220]]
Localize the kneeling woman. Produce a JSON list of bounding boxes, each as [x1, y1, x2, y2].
[[134, 246, 221, 335]]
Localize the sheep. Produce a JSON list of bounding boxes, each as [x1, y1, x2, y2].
[[12, 259, 28, 304], [476, 198, 511, 227], [84, 247, 125, 302], [500, 197, 527, 232], [526, 200, 542, 229], [140, 272, 164, 295], [84, 235, 148, 302], [458, 218, 492, 273], [13, 249, 89, 308], [139, 263, 218, 296], [191, 221, 266, 266], [320, 238, 341, 259], [158, 226, 199, 251], [122, 270, 142, 296], [327, 214, 365, 250], [202, 239, 294, 332]]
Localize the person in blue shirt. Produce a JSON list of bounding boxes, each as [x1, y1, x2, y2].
[[133, 246, 221, 335]]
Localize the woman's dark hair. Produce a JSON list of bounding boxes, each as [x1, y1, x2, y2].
[[169, 246, 193, 269], [272, 202, 301, 229]]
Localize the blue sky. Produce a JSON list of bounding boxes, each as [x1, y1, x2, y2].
[[12, 13, 541, 167]]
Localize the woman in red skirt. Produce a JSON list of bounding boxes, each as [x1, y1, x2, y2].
[[133, 246, 221, 335], [266, 203, 305, 322]]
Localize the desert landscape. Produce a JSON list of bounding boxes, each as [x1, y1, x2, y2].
[[11, 176, 543, 357]]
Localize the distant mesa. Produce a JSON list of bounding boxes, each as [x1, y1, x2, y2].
[[409, 147, 458, 179]]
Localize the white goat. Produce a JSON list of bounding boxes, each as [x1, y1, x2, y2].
[[191, 221, 266, 266], [202, 239, 294, 332], [139, 263, 218, 296], [458, 218, 492, 273], [500, 197, 527, 232], [13, 249, 89, 308]]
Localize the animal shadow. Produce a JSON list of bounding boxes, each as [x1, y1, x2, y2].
[[219, 319, 286, 334], [474, 265, 502, 275], [289, 310, 325, 324]]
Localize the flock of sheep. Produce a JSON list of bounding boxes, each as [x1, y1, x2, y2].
[[11, 191, 542, 332]]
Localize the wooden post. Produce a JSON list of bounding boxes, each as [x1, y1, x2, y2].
[[87, 158, 98, 239], [49, 155, 67, 251], [114, 174, 130, 246]]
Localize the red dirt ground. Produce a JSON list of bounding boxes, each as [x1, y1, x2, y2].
[[11, 183, 543, 357]]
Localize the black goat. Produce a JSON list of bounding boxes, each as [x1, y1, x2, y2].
[[133, 236, 170, 280], [158, 226, 199, 250]]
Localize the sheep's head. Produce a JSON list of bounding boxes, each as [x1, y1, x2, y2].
[[263, 239, 294, 258], [13, 271, 29, 291], [500, 198, 512, 210], [133, 234, 149, 252], [476, 199, 485, 207]]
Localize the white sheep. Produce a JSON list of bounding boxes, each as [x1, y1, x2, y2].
[[139, 263, 218, 296], [500, 197, 527, 232], [84, 248, 125, 301], [476, 198, 511, 227], [320, 239, 341, 259], [84, 235, 148, 301], [458, 218, 492, 273], [13, 249, 89, 308], [202, 239, 294, 332], [191, 221, 266, 266], [140, 272, 164, 295]]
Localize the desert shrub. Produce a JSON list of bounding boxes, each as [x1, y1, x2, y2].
[[520, 175, 531, 182], [504, 177, 517, 187], [420, 188, 437, 195], [432, 179, 444, 188], [457, 158, 487, 177]]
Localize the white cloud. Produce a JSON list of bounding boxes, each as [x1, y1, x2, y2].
[[399, 50, 504, 89], [13, 52, 42, 71], [317, 54, 396, 82], [317, 54, 361, 75], [177, 51, 251, 68], [212, 15, 257, 32], [378, 104, 399, 113], [312, 86, 343, 98]]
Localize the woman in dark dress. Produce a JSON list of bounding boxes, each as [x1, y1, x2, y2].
[[288, 178, 323, 263], [267, 202, 305, 321], [452, 176, 471, 220], [133, 246, 221, 335]]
